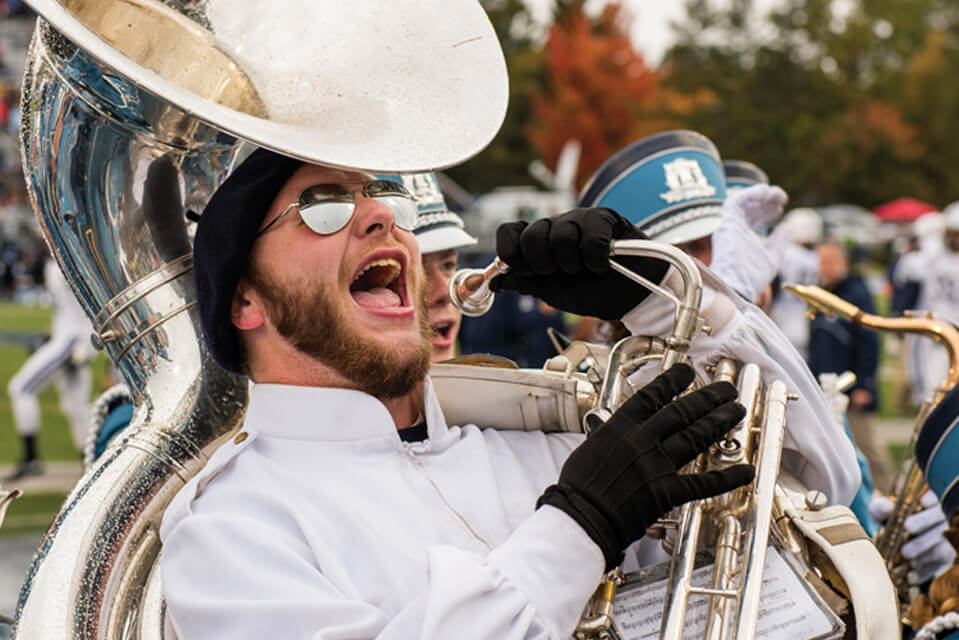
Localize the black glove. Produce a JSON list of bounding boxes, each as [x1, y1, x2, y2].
[[538, 363, 755, 571], [490, 208, 670, 320]]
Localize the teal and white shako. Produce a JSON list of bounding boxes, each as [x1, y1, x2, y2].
[[374, 172, 476, 254], [723, 159, 769, 195], [916, 384, 959, 518], [579, 130, 727, 246]]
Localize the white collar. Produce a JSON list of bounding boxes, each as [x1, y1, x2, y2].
[[243, 377, 452, 445]]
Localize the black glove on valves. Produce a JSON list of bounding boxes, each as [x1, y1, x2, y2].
[[539, 364, 755, 571]]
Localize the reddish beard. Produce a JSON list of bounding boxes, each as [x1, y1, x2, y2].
[[248, 264, 432, 399]]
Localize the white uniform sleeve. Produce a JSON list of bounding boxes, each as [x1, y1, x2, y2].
[[162, 504, 604, 640], [710, 185, 787, 302], [710, 214, 777, 303], [620, 264, 860, 506]]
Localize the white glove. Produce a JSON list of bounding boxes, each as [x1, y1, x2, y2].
[[818, 372, 851, 426], [710, 185, 788, 303], [725, 183, 788, 232], [869, 491, 956, 584]]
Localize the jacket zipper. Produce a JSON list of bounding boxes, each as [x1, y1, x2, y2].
[[402, 443, 493, 550]]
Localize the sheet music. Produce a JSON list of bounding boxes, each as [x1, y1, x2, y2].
[[611, 547, 842, 639]]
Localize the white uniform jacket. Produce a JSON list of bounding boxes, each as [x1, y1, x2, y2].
[[160, 381, 604, 640], [905, 247, 959, 403]]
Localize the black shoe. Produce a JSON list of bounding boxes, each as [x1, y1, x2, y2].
[[4, 460, 43, 482]]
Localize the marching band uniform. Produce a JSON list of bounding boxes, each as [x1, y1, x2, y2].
[[893, 212, 945, 404], [769, 209, 823, 361], [162, 148, 753, 640], [162, 382, 602, 639], [576, 131, 859, 505], [709, 182, 789, 304], [907, 208, 959, 404]]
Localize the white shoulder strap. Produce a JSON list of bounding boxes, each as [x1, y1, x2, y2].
[[787, 504, 899, 640]]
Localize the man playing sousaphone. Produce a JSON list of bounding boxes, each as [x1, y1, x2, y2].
[[159, 148, 755, 638]]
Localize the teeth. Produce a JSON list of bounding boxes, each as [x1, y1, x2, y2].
[[353, 258, 401, 283]]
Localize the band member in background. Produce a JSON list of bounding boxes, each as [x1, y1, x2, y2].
[[376, 172, 476, 362], [160, 148, 753, 639], [573, 130, 860, 507], [903, 205, 959, 405], [769, 207, 823, 360], [6, 256, 94, 480], [578, 131, 788, 305], [809, 239, 892, 494]]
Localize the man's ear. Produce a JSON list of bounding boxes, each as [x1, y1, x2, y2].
[[231, 278, 266, 331]]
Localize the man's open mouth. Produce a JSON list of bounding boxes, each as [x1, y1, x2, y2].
[[350, 256, 408, 310]]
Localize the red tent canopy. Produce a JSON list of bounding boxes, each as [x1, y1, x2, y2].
[[872, 197, 938, 222]]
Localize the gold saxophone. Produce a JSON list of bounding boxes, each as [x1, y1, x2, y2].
[[783, 283, 959, 611]]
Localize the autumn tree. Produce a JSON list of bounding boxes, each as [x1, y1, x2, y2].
[[661, 0, 959, 208], [526, 2, 683, 189]]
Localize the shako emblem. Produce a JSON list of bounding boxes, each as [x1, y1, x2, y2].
[[659, 158, 716, 203]]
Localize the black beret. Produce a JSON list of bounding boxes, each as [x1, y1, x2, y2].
[[194, 147, 303, 374]]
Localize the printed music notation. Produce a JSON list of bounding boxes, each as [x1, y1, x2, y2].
[[610, 547, 842, 639]]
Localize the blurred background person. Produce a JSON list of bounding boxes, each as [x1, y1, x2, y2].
[[889, 211, 943, 411], [889, 212, 943, 317], [809, 239, 893, 493], [458, 284, 570, 368], [768, 208, 823, 361], [897, 207, 959, 407], [6, 256, 93, 479]]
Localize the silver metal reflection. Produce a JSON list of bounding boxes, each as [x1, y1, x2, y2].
[[15, 15, 249, 640]]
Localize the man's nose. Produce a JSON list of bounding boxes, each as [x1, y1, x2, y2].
[[351, 196, 396, 238]]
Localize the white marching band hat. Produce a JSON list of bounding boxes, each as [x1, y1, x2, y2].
[[375, 172, 477, 255]]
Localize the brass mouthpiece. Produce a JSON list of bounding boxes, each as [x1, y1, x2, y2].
[[448, 258, 510, 317]]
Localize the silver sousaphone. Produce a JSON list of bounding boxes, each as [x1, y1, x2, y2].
[[15, 1, 507, 637]]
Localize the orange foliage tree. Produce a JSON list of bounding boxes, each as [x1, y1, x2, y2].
[[527, 2, 711, 189]]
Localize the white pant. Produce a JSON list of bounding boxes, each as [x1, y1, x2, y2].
[[8, 335, 91, 450], [908, 334, 950, 406]]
